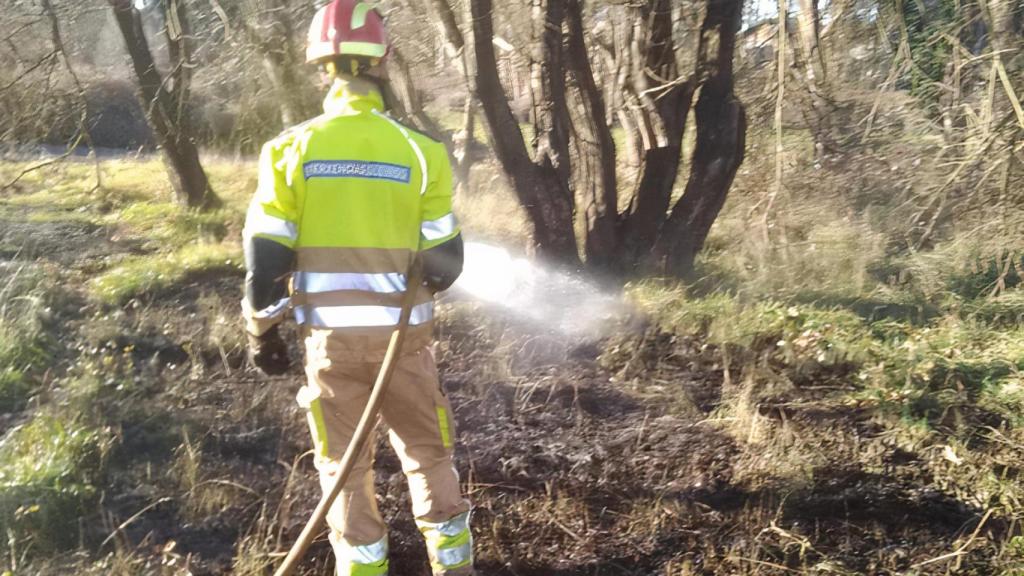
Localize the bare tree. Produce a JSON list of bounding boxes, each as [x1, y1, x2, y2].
[[648, 0, 747, 276], [236, 0, 319, 128], [108, 0, 220, 210], [387, 46, 444, 137], [615, 0, 698, 270], [565, 0, 618, 272], [470, 0, 747, 278], [795, 0, 827, 83], [471, 0, 580, 267]]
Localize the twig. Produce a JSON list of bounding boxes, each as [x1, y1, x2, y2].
[[465, 482, 530, 494], [99, 497, 174, 549], [2, 18, 43, 45], [982, 426, 1024, 452], [0, 132, 84, 192], [762, 0, 787, 247], [547, 514, 584, 542], [634, 408, 650, 451], [206, 0, 231, 39], [994, 56, 1024, 130], [188, 478, 260, 497], [911, 118, 1011, 250], [0, 50, 57, 93]]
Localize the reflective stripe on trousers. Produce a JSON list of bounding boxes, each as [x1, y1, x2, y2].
[[333, 534, 388, 576], [417, 511, 473, 573]]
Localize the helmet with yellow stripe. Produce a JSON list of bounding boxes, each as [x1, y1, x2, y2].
[[306, 0, 389, 73]]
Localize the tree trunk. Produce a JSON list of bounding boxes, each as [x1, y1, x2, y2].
[[529, 0, 574, 187], [470, 0, 579, 266], [617, 88, 691, 269], [453, 96, 476, 193], [594, 16, 642, 168], [242, 0, 314, 128], [616, 109, 643, 168], [618, 0, 694, 268], [109, 0, 219, 210], [795, 0, 826, 83], [983, 0, 1018, 57], [420, 0, 478, 193], [650, 0, 747, 276], [792, 0, 835, 158], [565, 0, 619, 273], [428, 0, 465, 53]]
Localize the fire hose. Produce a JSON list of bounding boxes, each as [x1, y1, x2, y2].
[[273, 259, 424, 576]]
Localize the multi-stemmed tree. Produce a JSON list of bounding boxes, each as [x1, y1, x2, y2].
[[469, 0, 747, 279]]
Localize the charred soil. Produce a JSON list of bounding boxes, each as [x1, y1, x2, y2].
[[1, 193, 1021, 576]]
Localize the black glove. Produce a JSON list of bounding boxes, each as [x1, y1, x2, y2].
[[422, 233, 464, 293], [247, 325, 291, 376]]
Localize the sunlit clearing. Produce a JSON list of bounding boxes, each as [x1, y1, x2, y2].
[[453, 241, 625, 336]]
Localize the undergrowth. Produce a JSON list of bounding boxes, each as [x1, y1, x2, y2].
[[628, 280, 1024, 429]]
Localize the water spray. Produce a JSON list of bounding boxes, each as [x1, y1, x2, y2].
[[453, 241, 625, 337]]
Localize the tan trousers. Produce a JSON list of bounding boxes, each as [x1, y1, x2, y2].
[[298, 329, 472, 575]]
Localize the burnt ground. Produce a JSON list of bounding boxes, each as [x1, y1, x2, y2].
[[2, 202, 1020, 576]]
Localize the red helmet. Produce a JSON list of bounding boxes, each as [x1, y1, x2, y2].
[[306, 0, 389, 65]]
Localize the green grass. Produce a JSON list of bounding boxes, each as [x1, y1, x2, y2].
[[0, 415, 111, 554], [0, 267, 52, 412], [627, 277, 1024, 430], [114, 201, 238, 248], [87, 243, 242, 305], [1, 157, 249, 235], [627, 282, 876, 367]]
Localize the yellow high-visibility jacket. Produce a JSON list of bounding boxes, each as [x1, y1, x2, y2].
[[242, 80, 461, 354]]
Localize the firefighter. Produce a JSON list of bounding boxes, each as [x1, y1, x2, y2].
[[240, 1, 472, 574]]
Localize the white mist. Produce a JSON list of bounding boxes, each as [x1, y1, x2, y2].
[[451, 241, 625, 336]]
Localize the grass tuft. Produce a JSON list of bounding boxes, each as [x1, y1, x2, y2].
[[0, 265, 52, 412], [0, 415, 111, 555]]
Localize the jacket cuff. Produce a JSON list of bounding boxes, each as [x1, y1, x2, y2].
[[241, 297, 290, 337]]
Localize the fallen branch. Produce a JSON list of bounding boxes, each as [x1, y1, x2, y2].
[[994, 56, 1024, 130], [0, 131, 84, 193]]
